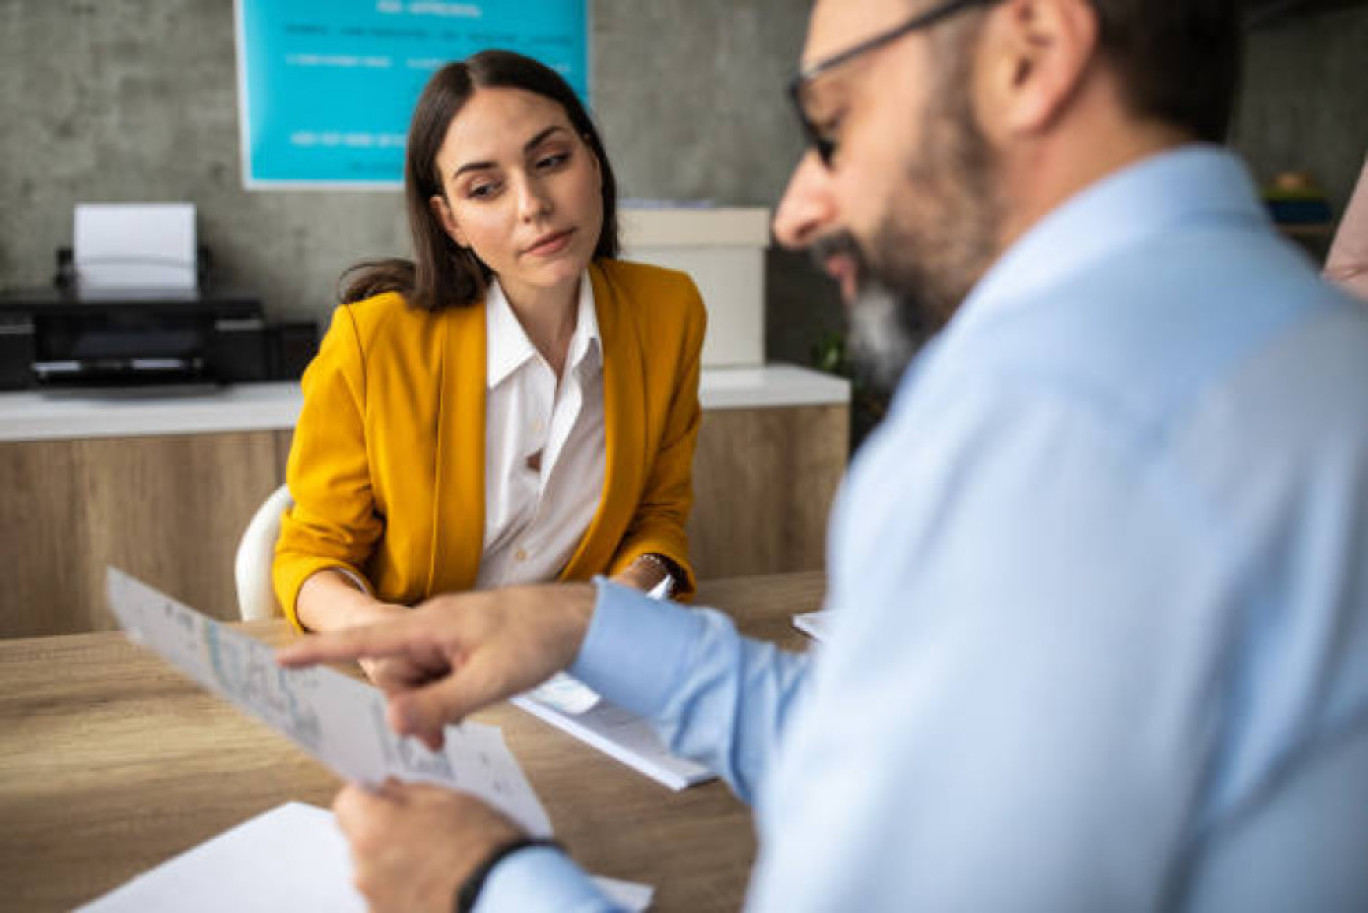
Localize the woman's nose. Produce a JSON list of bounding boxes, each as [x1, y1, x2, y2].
[[518, 175, 553, 222]]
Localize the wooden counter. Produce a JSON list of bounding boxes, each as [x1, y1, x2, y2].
[[0, 372, 847, 637]]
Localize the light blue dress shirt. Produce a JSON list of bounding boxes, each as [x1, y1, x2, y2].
[[478, 146, 1368, 912]]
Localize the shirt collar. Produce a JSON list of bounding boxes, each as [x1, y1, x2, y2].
[[947, 144, 1267, 341], [566, 269, 602, 376], [485, 271, 600, 389]]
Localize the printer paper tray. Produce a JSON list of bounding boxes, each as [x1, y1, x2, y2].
[[32, 357, 209, 387]]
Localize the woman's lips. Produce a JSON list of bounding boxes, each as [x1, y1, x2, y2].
[[524, 228, 575, 258]]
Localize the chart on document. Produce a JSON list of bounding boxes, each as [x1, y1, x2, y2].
[[105, 568, 551, 836]]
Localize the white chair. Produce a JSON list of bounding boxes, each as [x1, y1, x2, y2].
[[234, 483, 294, 621]]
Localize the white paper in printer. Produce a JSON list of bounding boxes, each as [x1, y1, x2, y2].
[[74, 202, 197, 292]]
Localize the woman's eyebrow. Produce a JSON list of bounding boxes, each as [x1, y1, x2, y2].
[[452, 158, 495, 180], [523, 124, 568, 153], [451, 125, 568, 180]]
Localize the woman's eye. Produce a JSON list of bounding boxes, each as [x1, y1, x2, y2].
[[468, 181, 500, 200], [536, 152, 571, 171]]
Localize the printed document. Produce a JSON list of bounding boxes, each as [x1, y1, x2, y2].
[[105, 568, 550, 836]]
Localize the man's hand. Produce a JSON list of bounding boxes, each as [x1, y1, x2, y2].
[[296, 571, 417, 689], [350, 604, 424, 691], [359, 653, 448, 694], [277, 583, 597, 749], [335, 780, 522, 913]]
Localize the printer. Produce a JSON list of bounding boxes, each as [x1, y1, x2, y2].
[[0, 287, 271, 390], [0, 203, 310, 391]]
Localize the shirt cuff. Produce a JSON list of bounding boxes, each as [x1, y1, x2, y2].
[[569, 577, 707, 720], [475, 845, 616, 913]]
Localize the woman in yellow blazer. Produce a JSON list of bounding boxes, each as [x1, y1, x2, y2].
[[274, 51, 704, 650]]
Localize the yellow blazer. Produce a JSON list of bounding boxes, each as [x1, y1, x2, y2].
[[274, 259, 705, 629]]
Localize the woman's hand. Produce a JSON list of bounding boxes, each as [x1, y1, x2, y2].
[[295, 570, 420, 688]]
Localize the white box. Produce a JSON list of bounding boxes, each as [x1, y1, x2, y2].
[[620, 207, 770, 368]]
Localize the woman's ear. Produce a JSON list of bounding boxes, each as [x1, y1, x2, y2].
[[430, 194, 468, 247]]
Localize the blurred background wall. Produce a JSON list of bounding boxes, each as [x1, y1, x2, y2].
[[1, 1, 1364, 366], [1233, 5, 1368, 220], [0, 0, 809, 322]]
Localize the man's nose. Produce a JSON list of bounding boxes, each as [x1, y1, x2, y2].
[[773, 152, 837, 251]]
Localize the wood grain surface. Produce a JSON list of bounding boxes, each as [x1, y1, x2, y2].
[[0, 432, 281, 637], [688, 405, 847, 578], [1, 405, 843, 639], [0, 572, 824, 912]]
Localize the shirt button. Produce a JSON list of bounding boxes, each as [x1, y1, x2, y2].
[[532, 420, 545, 434], [515, 548, 528, 561]]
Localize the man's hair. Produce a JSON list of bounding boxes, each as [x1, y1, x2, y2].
[[1090, 0, 1241, 142]]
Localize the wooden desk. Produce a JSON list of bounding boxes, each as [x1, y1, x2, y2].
[[0, 573, 824, 912]]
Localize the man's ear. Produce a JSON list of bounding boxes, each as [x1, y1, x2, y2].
[[977, 0, 1099, 138], [430, 194, 468, 247]]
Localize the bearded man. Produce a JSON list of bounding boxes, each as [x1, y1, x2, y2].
[[280, 1, 1368, 910]]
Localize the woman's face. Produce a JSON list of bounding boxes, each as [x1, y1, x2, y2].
[[430, 86, 603, 298]]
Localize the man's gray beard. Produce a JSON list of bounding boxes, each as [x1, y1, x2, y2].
[[862, 20, 1001, 364], [847, 280, 920, 392]]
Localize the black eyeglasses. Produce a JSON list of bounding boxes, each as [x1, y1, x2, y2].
[[787, 0, 993, 168]]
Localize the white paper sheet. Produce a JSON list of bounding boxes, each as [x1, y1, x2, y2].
[[515, 579, 713, 791], [525, 578, 667, 714], [105, 568, 551, 836], [78, 802, 364, 913], [513, 690, 714, 792], [79, 802, 653, 913], [594, 875, 656, 911], [74, 203, 197, 291], [646, 575, 671, 600], [528, 670, 604, 714], [793, 609, 833, 642]]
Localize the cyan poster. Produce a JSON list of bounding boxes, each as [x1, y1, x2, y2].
[[235, 1, 590, 188]]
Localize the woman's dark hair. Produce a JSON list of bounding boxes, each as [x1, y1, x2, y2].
[[341, 50, 619, 309]]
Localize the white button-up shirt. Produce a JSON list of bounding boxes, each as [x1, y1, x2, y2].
[[474, 273, 605, 590]]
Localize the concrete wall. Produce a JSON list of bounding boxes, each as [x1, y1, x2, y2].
[[0, 0, 808, 321], [3, 2, 1365, 349]]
